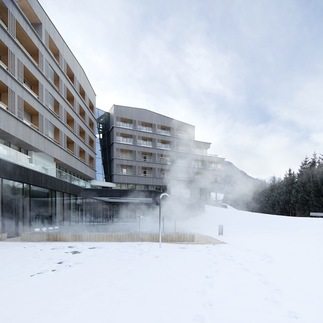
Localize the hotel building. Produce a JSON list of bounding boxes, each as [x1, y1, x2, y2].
[[98, 105, 224, 201], [0, 0, 100, 237]]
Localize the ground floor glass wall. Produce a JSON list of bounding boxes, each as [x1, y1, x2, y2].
[[0, 178, 111, 238]]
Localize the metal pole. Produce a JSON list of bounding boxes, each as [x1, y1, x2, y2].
[[159, 202, 162, 248], [159, 193, 170, 248]]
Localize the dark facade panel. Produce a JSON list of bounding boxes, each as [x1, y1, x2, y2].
[[0, 158, 82, 195]]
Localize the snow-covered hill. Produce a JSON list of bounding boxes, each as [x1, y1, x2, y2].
[[1, 206, 323, 323]]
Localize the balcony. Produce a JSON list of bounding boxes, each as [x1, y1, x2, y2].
[[157, 127, 171, 136], [118, 149, 134, 160], [79, 84, 86, 101], [116, 119, 133, 129], [141, 153, 153, 162], [79, 126, 86, 141], [141, 167, 153, 177], [47, 63, 60, 90], [79, 147, 86, 162], [0, 81, 8, 110], [66, 63, 75, 85], [16, 0, 43, 37], [45, 91, 60, 116], [46, 121, 60, 144], [138, 138, 153, 147], [66, 111, 75, 132], [157, 141, 170, 150], [56, 168, 90, 188], [48, 35, 60, 63], [66, 87, 75, 109], [66, 136, 75, 155], [23, 66, 39, 98], [23, 101, 39, 130], [89, 137, 95, 150], [16, 21, 39, 66], [0, 39, 8, 70], [120, 165, 133, 176], [116, 136, 133, 145], [0, 143, 30, 166], [89, 100, 95, 114], [137, 122, 152, 133], [159, 155, 170, 164], [79, 105, 86, 121], [0, 1, 8, 29]]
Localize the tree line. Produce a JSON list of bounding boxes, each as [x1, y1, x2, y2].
[[250, 154, 323, 216]]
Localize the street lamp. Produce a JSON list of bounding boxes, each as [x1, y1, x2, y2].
[[159, 193, 170, 248]]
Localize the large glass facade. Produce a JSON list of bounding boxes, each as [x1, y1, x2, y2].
[[0, 178, 113, 237]]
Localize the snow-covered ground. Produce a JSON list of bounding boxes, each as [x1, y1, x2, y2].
[[1, 206, 323, 323]]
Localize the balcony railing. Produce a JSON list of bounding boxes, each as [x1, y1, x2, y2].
[[23, 82, 38, 99], [138, 140, 153, 147], [56, 169, 90, 188], [116, 136, 133, 144], [137, 125, 152, 132], [0, 101, 8, 110], [0, 59, 8, 70], [116, 121, 133, 129], [157, 129, 171, 136], [157, 143, 170, 150]]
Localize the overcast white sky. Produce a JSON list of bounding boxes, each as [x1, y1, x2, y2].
[[39, 0, 323, 180]]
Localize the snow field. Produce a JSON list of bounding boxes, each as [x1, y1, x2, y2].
[[1, 206, 323, 323]]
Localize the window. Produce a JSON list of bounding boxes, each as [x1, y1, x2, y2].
[[141, 167, 153, 177], [120, 165, 132, 175], [159, 154, 170, 164], [119, 149, 133, 160], [142, 152, 153, 162]]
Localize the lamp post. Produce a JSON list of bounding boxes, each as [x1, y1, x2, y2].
[[159, 193, 170, 248]]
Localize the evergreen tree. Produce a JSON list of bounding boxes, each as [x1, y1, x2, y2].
[[250, 153, 323, 216], [280, 169, 297, 216]]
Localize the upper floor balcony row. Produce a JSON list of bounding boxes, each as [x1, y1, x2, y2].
[[0, 1, 95, 115], [115, 118, 181, 137]]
